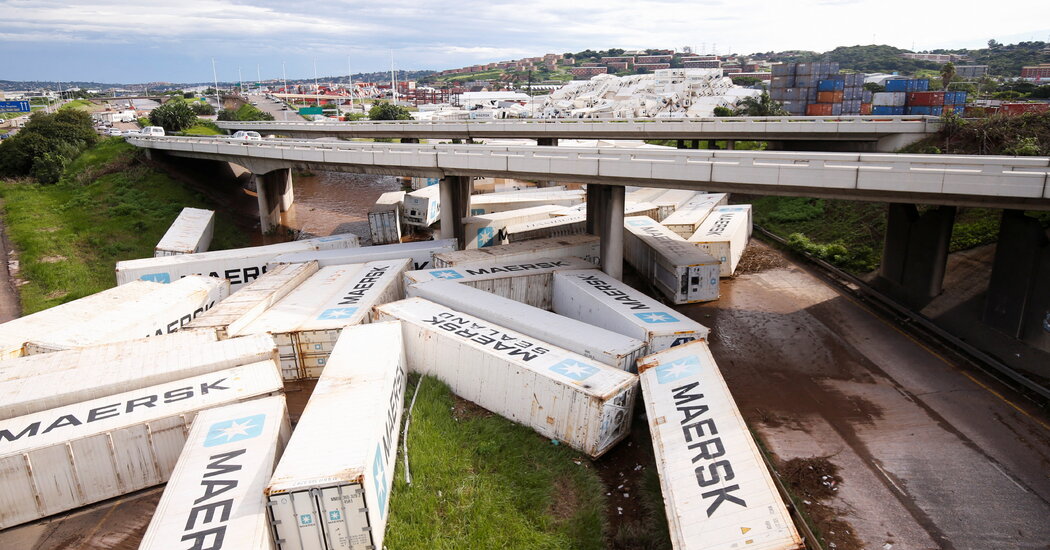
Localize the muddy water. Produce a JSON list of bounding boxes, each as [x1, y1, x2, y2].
[[281, 171, 403, 243]]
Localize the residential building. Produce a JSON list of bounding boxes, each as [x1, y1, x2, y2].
[[1021, 64, 1050, 81], [570, 66, 609, 78], [635, 63, 671, 71]]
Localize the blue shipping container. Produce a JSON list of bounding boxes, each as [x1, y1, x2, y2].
[[818, 79, 845, 92], [885, 79, 909, 92], [910, 79, 930, 92], [906, 105, 943, 116], [952, 105, 965, 115], [872, 106, 904, 115]]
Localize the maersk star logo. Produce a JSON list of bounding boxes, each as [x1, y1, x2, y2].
[[204, 414, 265, 447], [626, 219, 648, 226], [655, 356, 700, 384], [317, 307, 358, 320], [549, 358, 600, 381], [477, 227, 496, 248], [634, 312, 678, 324], [429, 269, 463, 280], [140, 273, 171, 283]]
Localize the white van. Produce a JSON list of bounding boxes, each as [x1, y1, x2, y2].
[[141, 126, 166, 137]]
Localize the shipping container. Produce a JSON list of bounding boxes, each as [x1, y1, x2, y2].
[[116, 234, 361, 291], [638, 341, 803, 550], [405, 256, 592, 310], [0, 332, 277, 420], [0, 360, 284, 529], [843, 87, 861, 101], [805, 103, 832, 116], [999, 102, 1050, 115], [139, 395, 291, 550], [410, 176, 440, 190], [552, 270, 709, 358], [771, 63, 794, 77], [24, 276, 231, 354], [860, 102, 873, 115], [506, 212, 586, 242], [652, 189, 699, 218], [688, 205, 752, 277], [886, 79, 929, 92], [403, 184, 441, 227], [468, 190, 585, 215], [375, 298, 637, 457], [623, 216, 721, 304], [463, 205, 565, 249], [265, 322, 407, 550], [408, 280, 646, 371], [187, 262, 319, 339], [232, 260, 409, 380], [817, 79, 844, 92], [155, 207, 215, 257], [433, 234, 601, 268], [368, 191, 406, 246], [907, 91, 946, 107], [872, 92, 907, 106], [906, 105, 943, 116], [793, 75, 819, 88], [816, 91, 843, 104], [660, 193, 729, 238], [871, 105, 904, 116], [624, 187, 667, 204], [770, 76, 795, 88], [269, 239, 457, 271]]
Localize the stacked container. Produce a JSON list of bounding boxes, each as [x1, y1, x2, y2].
[[768, 62, 839, 115]]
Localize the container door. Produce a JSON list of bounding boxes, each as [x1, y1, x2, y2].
[[268, 490, 328, 550], [317, 483, 372, 549]]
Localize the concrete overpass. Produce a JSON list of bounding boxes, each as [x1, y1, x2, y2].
[[215, 115, 942, 152]]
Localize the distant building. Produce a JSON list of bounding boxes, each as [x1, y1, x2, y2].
[[635, 63, 671, 71], [601, 56, 634, 65], [637, 55, 673, 64], [901, 53, 969, 63], [685, 59, 721, 69], [1021, 64, 1050, 81], [730, 72, 772, 82], [955, 65, 989, 79], [606, 62, 631, 72], [570, 66, 609, 78]]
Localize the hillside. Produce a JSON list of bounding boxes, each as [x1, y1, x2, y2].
[[929, 40, 1050, 75]]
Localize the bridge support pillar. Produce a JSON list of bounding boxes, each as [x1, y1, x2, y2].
[[586, 184, 624, 280], [439, 175, 472, 249], [983, 210, 1050, 350], [875, 203, 956, 308], [255, 168, 294, 233]]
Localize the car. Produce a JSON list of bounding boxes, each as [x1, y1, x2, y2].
[[123, 129, 141, 136], [107, 128, 123, 137], [230, 130, 262, 141], [141, 126, 166, 137]]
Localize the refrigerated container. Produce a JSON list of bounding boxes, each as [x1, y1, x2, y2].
[[432, 234, 600, 267], [0, 360, 284, 529], [155, 207, 215, 257], [269, 239, 457, 271], [375, 298, 637, 457], [463, 205, 564, 249], [468, 190, 585, 215], [408, 280, 646, 371], [24, 275, 231, 354], [0, 332, 277, 420], [116, 234, 361, 291], [403, 184, 441, 227], [404, 256, 593, 309], [139, 395, 291, 550], [368, 191, 406, 245], [232, 260, 409, 380], [410, 176, 439, 190], [651, 189, 699, 221], [688, 205, 752, 277], [638, 341, 802, 550], [553, 269, 709, 358], [660, 193, 728, 238], [505, 212, 586, 242], [265, 322, 406, 550], [623, 216, 720, 304]]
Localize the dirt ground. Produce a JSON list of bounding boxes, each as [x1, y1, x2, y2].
[[0, 216, 22, 322]]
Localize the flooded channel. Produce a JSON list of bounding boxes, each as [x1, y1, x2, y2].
[[277, 170, 403, 243]]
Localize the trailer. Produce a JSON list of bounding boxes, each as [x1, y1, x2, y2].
[[468, 190, 585, 215], [462, 205, 564, 249], [368, 191, 406, 245], [375, 298, 637, 457], [155, 207, 215, 257], [660, 193, 728, 238], [404, 256, 593, 309], [269, 238, 457, 271], [623, 216, 720, 304], [637, 341, 802, 550], [403, 184, 441, 227], [0, 360, 284, 529], [24, 275, 231, 354], [116, 234, 360, 291], [408, 280, 646, 371], [0, 332, 277, 420], [232, 259, 409, 380], [138, 395, 291, 550], [688, 205, 753, 277], [266, 322, 406, 550], [553, 269, 709, 361], [432, 234, 600, 268]]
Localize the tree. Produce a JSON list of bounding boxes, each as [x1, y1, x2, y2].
[[863, 82, 885, 93], [368, 102, 412, 121], [190, 101, 215, 115], [988, 39, 1001, 49], [733, 93, 789, 116], [940, 62, 956, 90], [713, 106, 735, 117], [149, 101, 196, 131]]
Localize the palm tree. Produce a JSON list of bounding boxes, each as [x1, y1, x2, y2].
[[940, 62, 956, 90], [733, 92, 789, 116]]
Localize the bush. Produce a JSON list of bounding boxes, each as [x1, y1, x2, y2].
[[30, 152, 69, 184], [0, 110, 96, 181], [190, 101, 215, 116], [368, 102, 412, 120], [786, 232, 877, 272], [149, 101, 196, 132]]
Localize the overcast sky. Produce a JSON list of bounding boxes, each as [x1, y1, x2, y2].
[[1, 0, 1047, 84]]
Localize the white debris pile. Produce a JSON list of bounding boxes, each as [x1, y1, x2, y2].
[[539, 69, 760, 119]]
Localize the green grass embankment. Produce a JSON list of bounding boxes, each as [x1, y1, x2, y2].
[[0, 138, 247, 313]]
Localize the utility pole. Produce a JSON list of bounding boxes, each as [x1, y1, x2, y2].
[[238, 66, 243, 97], [313, 58, 319, 106], [390, 50, 397, 104], [212, 58, 220, 111], [348, 55, 355, 115], [256, 64, 261, 91]]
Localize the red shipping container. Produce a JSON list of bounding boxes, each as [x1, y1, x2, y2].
[[999, 103, 1050, 115], [816, 91, 844, 103], [907, 92, 945, 106], [860, 103, 872, 115], [806, 103, 834, 116]]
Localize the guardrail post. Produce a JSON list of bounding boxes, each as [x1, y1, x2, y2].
[[983, 210, 1050, 351]]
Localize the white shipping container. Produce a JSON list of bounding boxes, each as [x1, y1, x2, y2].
[[0, 332, 277, 420], [24, 275, 231, 354], [404, 256, 593, 310], [660, 193, 729, 238], [638, 341, 802, 550], [624, 187, 667, 204], [0, 360, 284, 529], [550, 201, 660, 221], [623, 216, 720, 304], [872, 92, 907, 106], [408, 280, 647, 371], [116, 234, 361, 291], [553, 270, 710, 361], [410, 176, 440, 190], [505, 212, 586, 243], [234, 259, 409, 380], [139, 395, 291, 550], [689, 205, 752, 278], [403, 184, 441, 227], [468, 190, 585, 215], [652, 189, 700, 221], [463, 205, 565, 249], [269, 239, 458, 271], [375, 298, 638, 458], [186, 262, 319, 339], [155, 207, 216, 257], [266, 322, 407, 550], [0, 280, 162, 361], [368, 191, 406, 246], [432, 235, 600, 267]]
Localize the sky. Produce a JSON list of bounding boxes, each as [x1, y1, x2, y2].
[[1, 0, 1048, 84]]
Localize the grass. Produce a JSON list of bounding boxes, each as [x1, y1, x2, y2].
[[386, 375, 608, 549], [59, 99, 102, 112], [0, 138, 247, 313], [182, 123, 223, 136]]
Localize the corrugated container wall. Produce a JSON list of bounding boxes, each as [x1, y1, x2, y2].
[[432, 235, 601, 268], [468, 190, 585, 215], [463, 205, 564, 249], [660, 193, 729, 238], [269, 239, 458, 271], [368, 191, 406, 246], [622, 217, 720, 304], [506, 213, 586, 243], [688, 205, 753, 277], [155, 207, 215, 257]]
